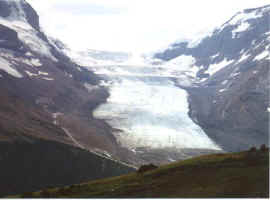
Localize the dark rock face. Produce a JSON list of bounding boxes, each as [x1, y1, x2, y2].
[[154, 5, 270, 151], [0, 24, 24, 51], [0, 1, 11, 18], [21, 1, 40, 30]]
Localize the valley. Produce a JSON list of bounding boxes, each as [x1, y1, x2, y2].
[[0, 0, 268, 197]]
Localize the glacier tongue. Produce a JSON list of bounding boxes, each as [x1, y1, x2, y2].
[[92, 63, 221, 151]]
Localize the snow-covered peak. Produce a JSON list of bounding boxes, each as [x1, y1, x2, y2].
[[2, 0, 27, 21], [0, 0, 28, 23], [0, 0, 40, 30], [0, 0, 57, 63], [228, 10, 262, 26], [219, 5, 269, 33]]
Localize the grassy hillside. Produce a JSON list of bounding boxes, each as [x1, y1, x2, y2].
[[0, 138, 134, 196], [15, 149, 269, 198]]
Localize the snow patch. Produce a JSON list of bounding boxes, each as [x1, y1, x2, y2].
[[232, 22, 250, 38], [165, 55, 199, 78], [30, 58, 42, 67], [25, 70, 37, 77], [84, 83, 99, 92], [254, 51, 269, 61], [42, 77, 54, 81], [0, 57, 23, 78], [221, 80, 228, 85], [229, 11, 263, 26], [237, 52, 250, 63], [230, 72, 240, 78], [206, 59, 234, 76], [168, 158, 176, 162], [211, 53, 220, 60], [198, 77, 208, 83], [219, 88, 227, 93], [38, 71, 48, 76], [25, 51, 33, 57], [267, 107, 270, 112], [52, 112, 63, 125]]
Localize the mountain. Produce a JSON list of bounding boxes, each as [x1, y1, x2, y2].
[[0, 1, 269, 196], [153, 5, 270, 152], [0, 0, 134, 196], [14, 150, 269, 198]]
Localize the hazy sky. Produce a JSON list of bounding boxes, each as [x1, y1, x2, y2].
[[28, 0, 269, 53]]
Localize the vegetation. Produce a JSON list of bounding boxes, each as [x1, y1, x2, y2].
[[137, 164, 158, 174], [12, 149, 269, 198]]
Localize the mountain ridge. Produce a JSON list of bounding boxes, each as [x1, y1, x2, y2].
[[153, 4, 269, 151]]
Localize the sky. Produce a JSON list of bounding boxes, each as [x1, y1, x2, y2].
[[27, 0, 269, 54]]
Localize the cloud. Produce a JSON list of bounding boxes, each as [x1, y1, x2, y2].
[[27, 0, 269, 53], [51, 2, 126, 16]]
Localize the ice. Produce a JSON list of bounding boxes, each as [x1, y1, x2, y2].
[[206, 58, 234, 76], [93, 69, 221, 151], [71, 51, 221, 151], [0, 57, 22, 78]]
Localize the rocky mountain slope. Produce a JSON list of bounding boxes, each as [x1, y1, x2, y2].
[[153, 5, 270, 151], [0, 0, 135, 196]]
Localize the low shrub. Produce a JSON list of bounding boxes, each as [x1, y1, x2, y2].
[[137, 164, 158, 174], [260, 144, 268, 152], [249, 146, 257, 152]]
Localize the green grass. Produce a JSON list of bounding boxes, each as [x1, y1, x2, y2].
[[14, 150, 269, 198]]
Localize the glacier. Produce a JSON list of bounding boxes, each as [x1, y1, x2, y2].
[[83, 55, 222, 151]]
